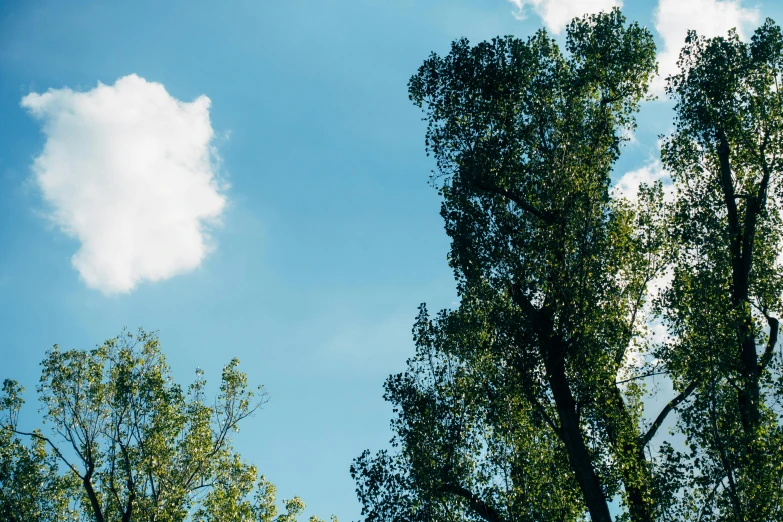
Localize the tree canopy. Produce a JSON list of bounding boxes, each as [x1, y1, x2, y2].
[[353, 9, 783, 522], [659, 19, 783, 519], [1, 330, 336, 522]]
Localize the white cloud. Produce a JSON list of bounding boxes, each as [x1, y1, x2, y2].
[[22, 74, 226, 294], [508, 0, 621, 34], [612, 159, 674, 202], [652, 0, 759, 94]]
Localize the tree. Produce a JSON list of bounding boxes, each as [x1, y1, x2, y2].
[[353, 9, 783, 522], [353, 9, 671, 522], [659, 20, 783, 521], [1, 329, 335, 522]]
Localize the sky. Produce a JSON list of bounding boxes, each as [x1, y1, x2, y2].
[[1, 0, 782, 520]]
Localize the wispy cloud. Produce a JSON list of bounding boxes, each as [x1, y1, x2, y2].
[[612, 158, 674, 203], [652, 0, 759, 94], [22, 74, 226, 294], [508, 0, 621, 34]]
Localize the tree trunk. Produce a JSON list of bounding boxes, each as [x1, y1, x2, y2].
[[606, 386, 653, 522], [544, 344, 613, 522], [83, 468, 105, 522]]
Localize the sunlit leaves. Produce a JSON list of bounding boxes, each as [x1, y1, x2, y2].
[[1, 330, 333, 522]]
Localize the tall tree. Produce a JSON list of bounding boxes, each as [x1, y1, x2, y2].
[[352, 9, 680, 522], [1, 330, 335, 522], [353, 10, 783, 522], [660, 20, 783, 521]]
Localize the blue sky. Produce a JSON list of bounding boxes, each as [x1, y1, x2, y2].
[[1, 0, 782, 519]]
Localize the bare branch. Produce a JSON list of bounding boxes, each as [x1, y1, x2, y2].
[[616, 371, 668, 385], [641, 381, 697, 446], [4, 426, 82, 479]]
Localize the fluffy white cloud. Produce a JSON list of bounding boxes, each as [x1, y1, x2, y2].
[[612, 158, 674, 202], [22, 74, 226, 294], [508, 0, 621, 34], [652, 0, 759, 94]]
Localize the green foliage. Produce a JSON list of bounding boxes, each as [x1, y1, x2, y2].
[[354, 9, 783, 522], [659, 18, 783, 521], [0, 381, 78, 522], [1, 330, 335, 522], [355, 9, 666, 522]]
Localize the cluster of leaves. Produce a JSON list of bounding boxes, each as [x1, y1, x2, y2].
[[353, 9, 783, 522], [1, 330, 335, 522], [0, 380, 78, 522]]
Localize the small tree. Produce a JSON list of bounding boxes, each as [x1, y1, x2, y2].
[[1, 330, 334, 522]]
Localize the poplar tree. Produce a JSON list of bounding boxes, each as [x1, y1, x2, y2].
[[353, 10, 783, 522]]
